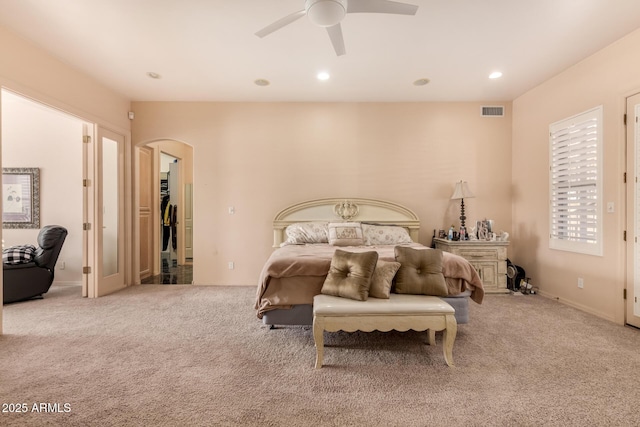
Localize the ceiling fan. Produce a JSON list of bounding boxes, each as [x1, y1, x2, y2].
[[255, 0, 419, 56]]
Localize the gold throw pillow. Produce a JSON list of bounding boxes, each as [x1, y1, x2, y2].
[[394, 246, 448, 296], [321, 249, 379, 301], [369, 260, 401, 299]]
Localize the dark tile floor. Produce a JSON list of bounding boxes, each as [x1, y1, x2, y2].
[[141, 255, 193, 285]]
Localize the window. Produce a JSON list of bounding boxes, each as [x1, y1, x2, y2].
[[549, 106, 603, 256]]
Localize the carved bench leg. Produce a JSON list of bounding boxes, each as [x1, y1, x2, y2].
[[313, 316, 324, 369], [427, 329, 436, 346], [442, 314, 457, 367]]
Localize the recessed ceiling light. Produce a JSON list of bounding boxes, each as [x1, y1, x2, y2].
[[413, 78, 430, 86], [254, 79, 270, 86], [317, 71, 330, 81], [489, 71, 503, 79], [147, 72, 161, 79]]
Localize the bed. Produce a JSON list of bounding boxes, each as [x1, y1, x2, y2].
[[255, 198, 484, 327]]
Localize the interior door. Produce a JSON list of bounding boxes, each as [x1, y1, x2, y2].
[[82, 124, 94, 297], [168, 160, 183, 264], [138, 146, 153, 280], [185, 183, 193, 261], [626, 93, 640, 328], [93, 128, 126, 296]]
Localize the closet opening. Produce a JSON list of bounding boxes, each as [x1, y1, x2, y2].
[[138, 141, 193, 285]]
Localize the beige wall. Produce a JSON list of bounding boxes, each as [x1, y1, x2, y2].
[[512, 28, 640, 323], [0, 25, 130, 130], [132, 101, 513, 286]]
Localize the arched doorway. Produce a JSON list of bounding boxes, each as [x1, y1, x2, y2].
[[135, 139, 194, 284]]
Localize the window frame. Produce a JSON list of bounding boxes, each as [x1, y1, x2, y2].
[[549, 106, 603, 256]]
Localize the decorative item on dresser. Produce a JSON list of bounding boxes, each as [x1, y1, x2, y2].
[[433, 238, 509, 294]]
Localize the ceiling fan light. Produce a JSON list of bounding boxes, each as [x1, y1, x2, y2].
[[306, 0, 347, 27]]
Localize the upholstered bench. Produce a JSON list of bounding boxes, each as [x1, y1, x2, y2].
[[312, 293, 457, 368]]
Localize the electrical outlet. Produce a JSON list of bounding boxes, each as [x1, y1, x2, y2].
[[228, 261, 234, 270], [228, 206, 235, 214], [578, 277, 584, 289], [59, 261, 65, 270]]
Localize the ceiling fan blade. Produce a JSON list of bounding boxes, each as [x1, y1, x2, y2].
[[326, 24, 346, 56], [255, 9, 306, 38], [346, 0, 418, 15]]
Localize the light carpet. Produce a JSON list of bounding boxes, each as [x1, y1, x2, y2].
[[1, 284, 639, 427]]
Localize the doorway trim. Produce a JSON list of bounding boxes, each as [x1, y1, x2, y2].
[[134, 139, 194, 284], [626, 91, 640, 328]]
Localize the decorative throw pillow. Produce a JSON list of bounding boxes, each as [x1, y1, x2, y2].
[[362, 224, 413, 246], [393, 246, 448, 296], [321, 249, 379, 301], [2, 244, 37, 265], [284, 222, 329, 245], [369, 260, 401, 299], [328, 222, 364, 246]]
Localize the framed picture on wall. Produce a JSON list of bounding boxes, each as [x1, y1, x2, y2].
[[2, 167, 40, 229]]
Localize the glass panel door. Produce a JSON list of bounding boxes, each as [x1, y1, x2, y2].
[[95, 128, 125, 296], [102, 136, 119, 276]]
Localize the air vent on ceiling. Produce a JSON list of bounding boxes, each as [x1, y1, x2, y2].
[[481, 106, 504, 117]]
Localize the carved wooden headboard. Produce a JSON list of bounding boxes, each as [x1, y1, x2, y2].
[[272, 198, 420, 247]]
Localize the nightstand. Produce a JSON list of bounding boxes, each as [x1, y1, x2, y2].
[[433, 238, 509, 294]]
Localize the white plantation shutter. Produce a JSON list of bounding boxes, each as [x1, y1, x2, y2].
[[549, 106, 603, 256]]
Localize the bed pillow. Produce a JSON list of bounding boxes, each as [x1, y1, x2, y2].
[[283, 222, 329, 245], [328, 222, 364, 246], [2, 244, 37, 265], [321, 249, 378, 301], [393, 246, 448, 296], [362, 223, 413, 245], [369, 260, 401, 299]]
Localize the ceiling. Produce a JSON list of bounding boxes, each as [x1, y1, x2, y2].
[[1, 0, 640, 102]]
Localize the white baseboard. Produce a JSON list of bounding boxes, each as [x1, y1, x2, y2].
[[537, 289, 616, 323], [52, 281, 82, 287]]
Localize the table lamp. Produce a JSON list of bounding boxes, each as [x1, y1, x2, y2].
[[450, 180, 474, 229]]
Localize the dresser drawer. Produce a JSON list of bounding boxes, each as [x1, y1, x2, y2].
[[456, 249, 499, 261]]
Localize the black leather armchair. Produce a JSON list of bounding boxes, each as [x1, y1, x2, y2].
[[3, 225, 68, 304]]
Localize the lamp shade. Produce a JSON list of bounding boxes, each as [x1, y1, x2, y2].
[[451, 181, 475, 200]]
